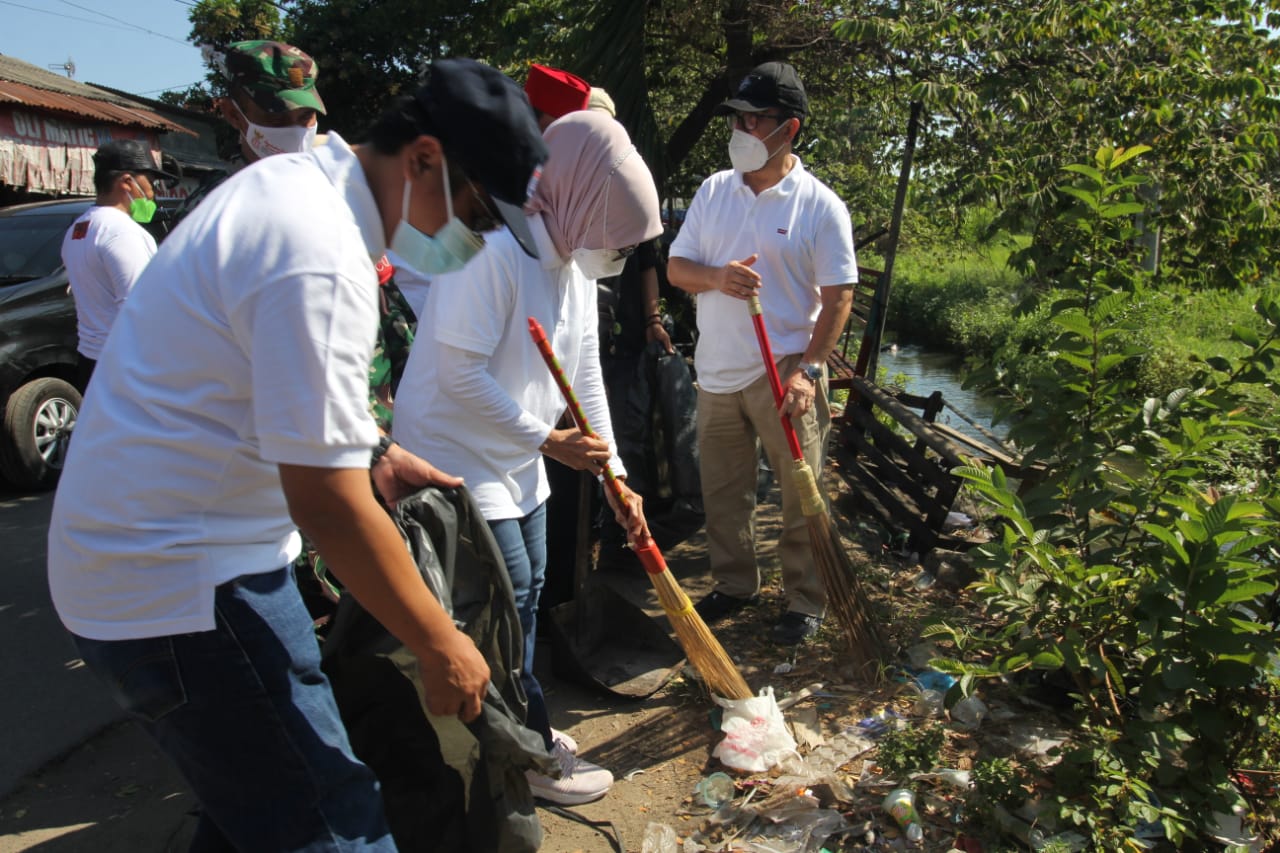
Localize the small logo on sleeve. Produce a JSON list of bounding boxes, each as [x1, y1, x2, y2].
[[776, 227, 788, 235], [72, 221, 89, 240]]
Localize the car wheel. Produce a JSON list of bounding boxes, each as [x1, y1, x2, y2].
[[2, 378, 81, 491]]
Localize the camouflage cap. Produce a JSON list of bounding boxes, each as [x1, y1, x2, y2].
[[203, 40, 326, 115]]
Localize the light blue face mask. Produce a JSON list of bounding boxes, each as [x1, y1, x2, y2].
[[389, 154, 485, 276]]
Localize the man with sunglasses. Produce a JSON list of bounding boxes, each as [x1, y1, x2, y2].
[[48, 59, 547, 851], [668, 61, 858, 645], [60, 139, 179, 388]]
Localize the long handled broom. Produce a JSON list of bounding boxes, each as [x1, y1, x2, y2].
[[747, 296, 887, 674], [528, 317, 752, 700]]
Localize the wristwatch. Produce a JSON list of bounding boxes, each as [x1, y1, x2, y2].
[[799, 361, 822, 382], [370, 434, 396, 467]]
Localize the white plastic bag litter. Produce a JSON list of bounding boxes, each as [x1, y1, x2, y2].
[[712, 687, 800, 773]]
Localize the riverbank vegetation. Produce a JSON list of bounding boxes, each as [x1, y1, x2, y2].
[[927, 146, 1280, 849], [879, 232, 1274, 401]]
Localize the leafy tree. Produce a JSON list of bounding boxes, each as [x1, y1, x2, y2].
[[834, 0, 1280, 290], [188, 0, 284, 47], [285, 0, 514, 133], [275, 0, 901, 234]]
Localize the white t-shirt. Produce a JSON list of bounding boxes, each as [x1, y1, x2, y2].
[[60, 205, 157, 360], [48, 133, 383, 641], [668, 157, 858, 394], [392, 213, 623, 521]]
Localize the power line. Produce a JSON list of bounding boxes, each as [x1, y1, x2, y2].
[[0, 0, 145, 34], [138, 80, 207, 95], [56, 0, 190, 45]]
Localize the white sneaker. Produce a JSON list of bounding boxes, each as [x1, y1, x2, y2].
[[550, 727, 578, 754], [526, 742, 613, 805]]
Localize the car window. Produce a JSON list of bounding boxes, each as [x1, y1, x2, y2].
[[0, 212, 76, 284]]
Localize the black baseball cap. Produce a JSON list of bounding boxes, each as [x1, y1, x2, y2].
[[714, 61, 809, 118], [92, 139, 180, 183], [414, 58, 548, 258]]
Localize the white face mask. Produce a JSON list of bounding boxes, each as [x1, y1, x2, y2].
[[235, 102, 317, 159], [569, 157, 630, 280], [728, 124, 788, 173], [389, 154, 485, 276], [572, 248, 627, 280]]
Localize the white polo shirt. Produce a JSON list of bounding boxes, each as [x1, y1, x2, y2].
[[392, 213, 623, 521], [669, 157, 858, 394], [48, 133, 382, 641], [60, 205, 157, 360]]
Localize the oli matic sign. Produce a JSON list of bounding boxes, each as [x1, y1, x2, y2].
[[0, 107, 156, 196]]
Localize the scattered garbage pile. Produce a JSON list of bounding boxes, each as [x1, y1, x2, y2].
[[637, 669, 1091, 853]]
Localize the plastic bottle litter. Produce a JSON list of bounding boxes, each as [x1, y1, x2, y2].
[[882, 788, 924, 844], [950, 695, 989, 730], [992, 803, 1047, 849], [855, 708, 902, 738], [696, 772, 736, 809], [934, 768, 972, 789], [642, 821, 679, 853], [912, 688, 944, 718]]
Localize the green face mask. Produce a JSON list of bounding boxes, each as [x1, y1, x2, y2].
[[127, 178, 157, 224], [129, 195, 157, 224]]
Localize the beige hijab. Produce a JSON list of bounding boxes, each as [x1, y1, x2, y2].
[[527, 110, 662, 258]]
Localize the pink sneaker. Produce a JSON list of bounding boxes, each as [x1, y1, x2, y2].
[[525, 741, 613, 805], [550, 727, 578, 754]]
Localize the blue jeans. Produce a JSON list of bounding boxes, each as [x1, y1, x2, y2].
[[487, 503, 551, 749], [73, 567, 396, 853]]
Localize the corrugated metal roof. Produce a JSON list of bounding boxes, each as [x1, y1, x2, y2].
[[0, 54, 194, 136]]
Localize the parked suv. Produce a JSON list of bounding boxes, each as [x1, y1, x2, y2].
[[0, 198, 176, 490]]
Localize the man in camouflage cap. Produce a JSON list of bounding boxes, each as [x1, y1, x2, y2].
[[203, 40, 325, 161]]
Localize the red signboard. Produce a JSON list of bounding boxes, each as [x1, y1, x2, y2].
[[0, 106, 158, 195]]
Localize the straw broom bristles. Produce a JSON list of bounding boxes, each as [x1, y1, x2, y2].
[[745, 297, 887, 675], [636, 543, 753, 700], [790, 459, 888, 675]]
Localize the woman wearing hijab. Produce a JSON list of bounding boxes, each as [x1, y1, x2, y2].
[[392, 110, 663, 805]]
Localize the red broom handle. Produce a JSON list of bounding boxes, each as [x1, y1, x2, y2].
[[528, 318, 664, 571], [747, 296, 805, 462]]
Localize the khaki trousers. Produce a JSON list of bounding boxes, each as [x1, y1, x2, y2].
[[696, 353, 831, 617]]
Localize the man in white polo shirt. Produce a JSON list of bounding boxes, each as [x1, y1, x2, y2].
[[47, 59, 547, 851], [60, 139, 175, 387], [668, 61, 857, 646]]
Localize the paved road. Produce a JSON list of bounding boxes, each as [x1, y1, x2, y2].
[[0, 487, 122, 797]]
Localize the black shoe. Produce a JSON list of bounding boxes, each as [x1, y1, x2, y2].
[[772, 612, 822, 645], [693, 590, 759, 624]]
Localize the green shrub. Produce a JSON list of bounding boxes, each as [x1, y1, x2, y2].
[[876, 724, 946, 776], [937, 146, 1280, 848], [969, 757, 1032, 819]]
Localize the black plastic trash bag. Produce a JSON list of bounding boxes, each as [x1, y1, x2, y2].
[[321, 486, 555, 853], [602, 340, 705, 552]]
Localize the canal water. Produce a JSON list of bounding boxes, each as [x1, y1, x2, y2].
[[875, 344, 1006, 444]]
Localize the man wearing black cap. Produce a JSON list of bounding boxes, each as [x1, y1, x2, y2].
[[60, 138, 178, 387], [48, 59, 547, 851], [668, 61, 858, 645]]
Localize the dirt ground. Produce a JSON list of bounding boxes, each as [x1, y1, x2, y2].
[[0, 475, 1075, 853]]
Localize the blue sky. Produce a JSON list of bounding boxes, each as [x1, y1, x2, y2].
[[0, 0, 209, 98]]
